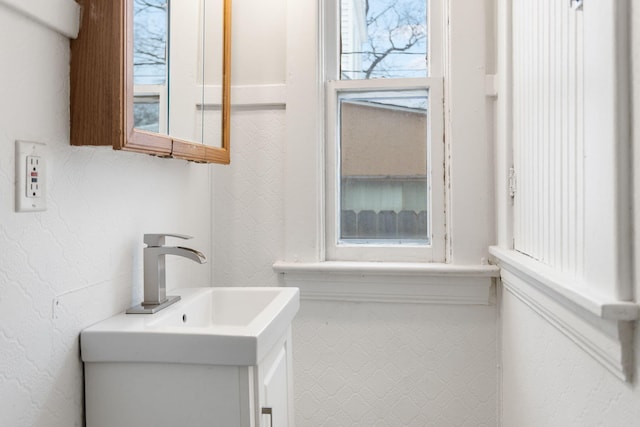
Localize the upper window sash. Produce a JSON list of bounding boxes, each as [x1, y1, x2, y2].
[[323, 0, 444, 81]]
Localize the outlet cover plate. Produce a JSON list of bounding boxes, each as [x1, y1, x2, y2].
[[15, 140, 47, 212]]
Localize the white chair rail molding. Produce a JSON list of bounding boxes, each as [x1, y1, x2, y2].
[[490, 246, 639, 382]]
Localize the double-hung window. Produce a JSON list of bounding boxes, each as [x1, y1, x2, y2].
[[325, 0, 445, 262]]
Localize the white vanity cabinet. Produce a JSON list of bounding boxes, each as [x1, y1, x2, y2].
[[84, 328, 294, 427], [257, 332, 294, 427], [81, 287, 299, 427]]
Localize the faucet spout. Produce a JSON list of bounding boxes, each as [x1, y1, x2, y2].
[[127, 234, 207, 314], [171, 246, 207, 264], [144, 246, 207, 264]]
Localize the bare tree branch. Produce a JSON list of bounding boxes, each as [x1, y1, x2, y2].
[[346, 0, 426, 79]]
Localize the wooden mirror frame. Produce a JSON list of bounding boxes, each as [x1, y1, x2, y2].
[[71, 0, 231, 164]]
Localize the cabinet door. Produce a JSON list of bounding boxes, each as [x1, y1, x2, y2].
[[259, 334, 293, 427]]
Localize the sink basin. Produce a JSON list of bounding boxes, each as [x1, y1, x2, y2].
[[81, 287, 300, 366]]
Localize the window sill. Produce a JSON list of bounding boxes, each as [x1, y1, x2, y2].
[[272, 261, 499, 305], [489, 246, 638, 382]]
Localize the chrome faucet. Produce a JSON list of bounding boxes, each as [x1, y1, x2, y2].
[[127, 233, 207, 314]]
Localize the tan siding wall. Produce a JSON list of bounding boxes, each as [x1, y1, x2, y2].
[[341, 102, 427, 177]]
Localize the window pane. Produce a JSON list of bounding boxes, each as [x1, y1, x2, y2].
[[340, 0, 428, 79], [339, 90, 430, 243]]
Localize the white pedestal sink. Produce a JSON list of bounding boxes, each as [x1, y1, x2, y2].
[[81, 287, 300, 427]]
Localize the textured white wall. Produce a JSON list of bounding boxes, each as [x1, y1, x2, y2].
[[294, 301, 497, 427], [0, 7, 212, 426], [212, 109, 285, 286], [501, 292, 640, 426]]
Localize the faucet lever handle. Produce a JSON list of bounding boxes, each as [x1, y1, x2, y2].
[[144, 233, 193, 247]]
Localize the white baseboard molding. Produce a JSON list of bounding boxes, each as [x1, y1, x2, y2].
[[490, 246, 637, 382], [0, 0, 80, 38], [273, 261, 499, 305]]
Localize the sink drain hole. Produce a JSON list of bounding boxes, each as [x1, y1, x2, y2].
[[182, 314, 187, 323]]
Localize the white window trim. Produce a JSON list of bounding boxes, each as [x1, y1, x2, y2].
[[325, 77, 446, 262], [493, 0, 639, 381], [279, 0, 495, 302], [491, 246, 637, 382], [274, 261, 499, 305]]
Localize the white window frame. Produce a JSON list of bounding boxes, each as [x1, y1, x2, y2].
[[280, 0, 497, 303], [324, 0, 446, 262], [326, 78, 445, 262]]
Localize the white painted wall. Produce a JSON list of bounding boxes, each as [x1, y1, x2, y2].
[[501, 292, 640, 426], [293, 301, 496, 427], [212, 108, 286, 285], [0, 6, 212, 426]]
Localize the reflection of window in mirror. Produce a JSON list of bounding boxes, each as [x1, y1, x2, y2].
[[133, 0, 168, 133], [133, 94, 162, 133]]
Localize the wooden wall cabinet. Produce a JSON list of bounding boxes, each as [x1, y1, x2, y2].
[[70, 0, 231, 164]]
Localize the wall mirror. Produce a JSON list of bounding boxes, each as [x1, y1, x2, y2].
[[71, 0, 231, 164]]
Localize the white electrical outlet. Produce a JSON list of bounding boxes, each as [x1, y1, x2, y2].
[[15, 140, 47, 212]]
